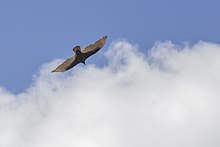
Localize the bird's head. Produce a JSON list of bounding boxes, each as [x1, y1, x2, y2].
[[76, 50, 82, 55]]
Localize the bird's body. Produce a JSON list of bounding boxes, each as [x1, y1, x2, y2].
[[52, 36, 107, 72]]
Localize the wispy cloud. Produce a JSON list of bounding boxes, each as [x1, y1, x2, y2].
[[0, 40, 220, 147]]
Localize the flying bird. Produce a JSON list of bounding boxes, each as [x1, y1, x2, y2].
[[52, 36, 107, 72]]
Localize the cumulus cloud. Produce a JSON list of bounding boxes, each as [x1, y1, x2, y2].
[[0, 40, 220, 147]]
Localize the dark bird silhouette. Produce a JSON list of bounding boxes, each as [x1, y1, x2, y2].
[[52, 36, 107, 72]]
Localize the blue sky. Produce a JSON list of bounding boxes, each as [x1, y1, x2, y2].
[[1, 0, 220, 93], [1, 1, 220, 146]]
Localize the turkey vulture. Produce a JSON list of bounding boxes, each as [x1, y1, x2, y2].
[[52, 36, 107, 72]]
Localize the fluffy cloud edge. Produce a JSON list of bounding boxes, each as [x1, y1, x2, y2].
[[0, 40, 220, 147]]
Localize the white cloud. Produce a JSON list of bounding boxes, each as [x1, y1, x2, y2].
[[0, 40, 220, 147]]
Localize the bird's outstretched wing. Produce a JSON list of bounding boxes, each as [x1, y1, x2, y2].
[[52, 55, 80, 72], [52, 36, 107, 72], [81, 36, 107, 59]]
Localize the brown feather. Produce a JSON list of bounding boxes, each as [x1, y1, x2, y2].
[[52, 36, 107, 72], [81, 36, 107, 59], [52, 56, 80, 72]]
